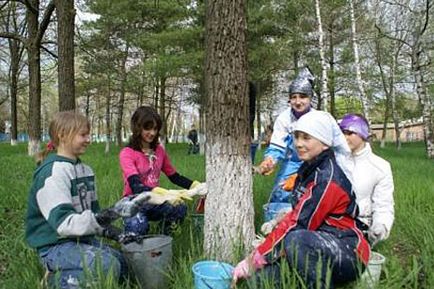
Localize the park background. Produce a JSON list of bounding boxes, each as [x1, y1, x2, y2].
[[1, 0, 434, 288]]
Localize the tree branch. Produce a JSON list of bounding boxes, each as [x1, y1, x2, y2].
[[419, 0, 430, 36], [374, 23, 412, 48], [36, 0, 55, 43], [41, 45, 57, 58], [22, 0, 38, 14], [0, 31, 28, 46]]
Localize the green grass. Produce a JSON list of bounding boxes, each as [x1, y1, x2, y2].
[[0, 142, 433, 288]]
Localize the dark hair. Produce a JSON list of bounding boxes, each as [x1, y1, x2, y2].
[[128, 106, 162, 150]]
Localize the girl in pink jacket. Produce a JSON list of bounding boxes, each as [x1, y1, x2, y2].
[[120, 106, 202, 235]]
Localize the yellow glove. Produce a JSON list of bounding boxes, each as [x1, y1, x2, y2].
[[186, 181, 207, 198], [190, 180, 201, 189], [258, 157, 276, 175], [149, 187, 189, 206]]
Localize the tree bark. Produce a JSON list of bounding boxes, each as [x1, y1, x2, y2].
[[27, 0, 42, 155], [116, 45, 129, 147], [8, 37, 20, 145], [159, 76, 167, 144], [412, 49, 433, 158], [315, 0, 329, 111], [55, 0, 75, 111], [105, 75, 111, 154], [204, 0, 255, 261], [349, 0, 370, 120]]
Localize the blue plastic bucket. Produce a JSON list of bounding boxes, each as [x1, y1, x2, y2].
[[263, 202, 292, 222], [192, 261, 234, 289]]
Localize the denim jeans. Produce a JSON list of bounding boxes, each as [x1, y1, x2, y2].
[[39, 239, 127, 289], [255, 230, 363, 289]]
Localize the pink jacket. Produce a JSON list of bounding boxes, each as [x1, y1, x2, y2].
[[119, 145, 176, 196]]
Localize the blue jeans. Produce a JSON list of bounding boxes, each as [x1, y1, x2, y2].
[[38, 239, 127, 289], [256, 230, 363, 289], [124, 202, 187, 235]]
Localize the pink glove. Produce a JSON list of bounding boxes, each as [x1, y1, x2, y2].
[[232, 259, 250, 281], [232, 251, 267, 282]]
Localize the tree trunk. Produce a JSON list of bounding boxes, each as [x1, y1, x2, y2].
[[8, 38, 20, 145], [315, 0, 329, 111], [204, 0, 254, 261], [159, 77, 167, 144], [327, 23, 336, 118], [116, 45, 129, 147], [27, 0, 42, 155], [390, 46, 401, 150], [55, 0, 75, 111], [349, 0, 370, 120], [105, 76, 111, 154], [412, 48, 433, 158]]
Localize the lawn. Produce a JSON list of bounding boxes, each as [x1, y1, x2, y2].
[[0, 142, 433, 289]]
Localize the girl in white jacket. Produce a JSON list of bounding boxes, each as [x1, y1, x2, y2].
[[340, 114, 395, 245]]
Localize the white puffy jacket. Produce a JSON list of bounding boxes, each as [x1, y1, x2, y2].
[[350, 143, 395, 240]]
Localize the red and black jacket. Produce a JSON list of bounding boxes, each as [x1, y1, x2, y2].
[[256, 149, 370, 265]]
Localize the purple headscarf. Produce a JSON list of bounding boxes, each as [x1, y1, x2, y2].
[[339, 114, 369, 140]]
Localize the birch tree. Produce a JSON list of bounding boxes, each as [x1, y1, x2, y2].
[[204, 0, 255, 260], [374, 0, 433, 158], [348, 0, 370, 120], [315, 0, 329, 111]]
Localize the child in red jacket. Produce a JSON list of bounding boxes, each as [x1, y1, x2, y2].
[[233, 111, 370, 289]]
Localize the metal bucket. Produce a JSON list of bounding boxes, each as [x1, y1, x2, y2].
[[122, 235, 172, 289], [360, 251, 386, 288]]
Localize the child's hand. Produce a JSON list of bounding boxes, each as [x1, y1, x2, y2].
[[186, 182, 207, 198], [258, 157, 275, 175]]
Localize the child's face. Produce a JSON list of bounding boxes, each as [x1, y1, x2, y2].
[[294, 131, 328, 161], [289, 93, 311, 112], [342, 130, 365, 153], [141, 126, 158, 144], [68, 128, 91, 157]]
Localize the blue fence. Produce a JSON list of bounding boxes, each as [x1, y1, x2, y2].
[[0, 133, 50, 143]]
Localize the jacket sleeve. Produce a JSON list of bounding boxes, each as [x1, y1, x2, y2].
[[119, 148, 140, 179], [36, 168, 102, 237], [256, 180, 350, 257], [264, 113, 290, 162], [161, 147, 177, 177], [371, 162, 394, 237]]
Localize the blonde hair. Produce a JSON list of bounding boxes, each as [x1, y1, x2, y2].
[[36, 111, 90, 164]]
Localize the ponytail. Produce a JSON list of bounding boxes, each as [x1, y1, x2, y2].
[[35, 140, 56, 165]]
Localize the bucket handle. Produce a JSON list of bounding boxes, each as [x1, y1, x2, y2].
[[201, 277, 214, 289], [200, 263, 233, 289]]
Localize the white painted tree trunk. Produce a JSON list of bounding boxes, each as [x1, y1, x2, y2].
[[412, 51, 434, 158], [204, 0, 255, 261], [28, 139, 40, 156], [315, 0, 329, 111], [349, 0, 370, 120], [205, 143, 255, 260]]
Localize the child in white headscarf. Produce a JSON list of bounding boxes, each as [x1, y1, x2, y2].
[[233, 111, 370, 289]]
